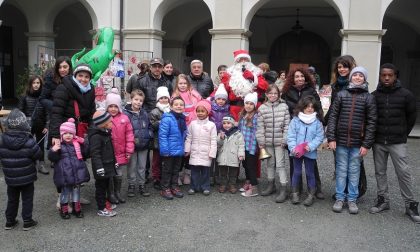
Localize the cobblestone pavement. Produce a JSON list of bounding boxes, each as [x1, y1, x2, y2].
[[1, 139, 420, 251]]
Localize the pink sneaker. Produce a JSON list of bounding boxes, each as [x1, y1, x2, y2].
[[241, 185, 259, 197], [239, 181, 251, 192]]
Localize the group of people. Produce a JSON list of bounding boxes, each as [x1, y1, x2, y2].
[[0, 49, 419, 232]]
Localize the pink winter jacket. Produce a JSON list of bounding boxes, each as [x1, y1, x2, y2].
[[111, 112, 135, 165], [185, 118, 217, 167]]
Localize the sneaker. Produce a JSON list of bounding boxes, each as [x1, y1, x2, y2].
[[5, 220, 18, 230], [171, 187, 184, 198], [139, 185, 151, 197], [127, 185, 135, 197], [106, 200, 117, 211], [161, 189, 174, 200], [188, 189, 195, 195], [23, 220, 38, 231], [239, 181, 251, 192], [333, 200, 344, 213], [369, 196, 390, 214], [405, 201, 420, 223], [241, 185, 259, 197], [203, 190, 211, 196], [348, 201, 359, 214], [97, 209, 117, 217]]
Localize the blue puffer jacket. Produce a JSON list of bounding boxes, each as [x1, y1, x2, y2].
[[0, 130, 41, 186], [287, 117, 324, 159], [48, 142, 90, 188], [124, 105, 153, 150], [159, 112, 186, 157]]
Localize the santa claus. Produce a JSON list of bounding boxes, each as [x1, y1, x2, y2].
[[221, 49, 269, 121]]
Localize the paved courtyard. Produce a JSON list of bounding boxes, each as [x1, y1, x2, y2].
[[1, 139, 420, 251]]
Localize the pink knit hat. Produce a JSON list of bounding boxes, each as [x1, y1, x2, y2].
[[105, 88, 122, 112], [60, 118, 76, 138], [196, 99, 211, 114]]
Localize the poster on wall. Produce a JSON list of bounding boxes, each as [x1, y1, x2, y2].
[[38, 45, 55, 71], [123, 50, 153, 80]]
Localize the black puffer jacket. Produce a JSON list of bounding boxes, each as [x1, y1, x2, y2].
[[88, 126, 116, 180], [326, 83, 377, 148], [372, 80, 417, 144], [18, 91, 47, 130], [49, 76, 95, 139], [40, 73, 61, 113], [0, 130, 42, 186], [187, 73, 214, 99], [132, 73, 173, 113], [281, 84, 323, 118], [324, 80, 348, 125]]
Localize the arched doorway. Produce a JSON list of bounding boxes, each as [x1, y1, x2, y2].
[[0, 2, 28, 100], [248, 0, 342, 85]]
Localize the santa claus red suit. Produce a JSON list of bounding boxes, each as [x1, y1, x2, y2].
[[221, 50, 269, 121]]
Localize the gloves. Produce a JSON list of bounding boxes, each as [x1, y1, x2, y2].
[[242, 70, 254, 82], [96, 168, 105, 177]]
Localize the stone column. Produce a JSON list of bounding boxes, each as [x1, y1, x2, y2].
[[25, 32, 56, 68], [122, 29, 166, 58], [340, 29, 386, 90], [209, 28, 252, 79]]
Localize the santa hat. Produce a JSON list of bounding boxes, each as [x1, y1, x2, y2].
[[92, 110, 112, 127], [106, 88, 122, 112], [196, 100, 211, 114], [60, 118, 76, 137], [233, 49, 251, 62], [156, 86, 170, 101], [214, 84, 228, 100], [244, 92, 258, 106]]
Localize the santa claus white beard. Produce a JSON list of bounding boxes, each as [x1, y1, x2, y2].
[[227, 62, 262, 98]]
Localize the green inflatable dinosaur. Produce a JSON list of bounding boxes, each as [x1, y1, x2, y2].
[[71, 27, 116, 85]]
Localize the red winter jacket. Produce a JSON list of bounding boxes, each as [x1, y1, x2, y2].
[[111, 112, 135, 165]]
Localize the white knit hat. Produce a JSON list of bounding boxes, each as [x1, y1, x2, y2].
[[244, 92, 258, 105], [156, 86, 170, 101], [214, 84, 228, 100], [105, 88, 122, 112]]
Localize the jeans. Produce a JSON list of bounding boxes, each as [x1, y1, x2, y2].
[[335, 146, 361, 202], [5, 183, 34, 222], [60, 185, 80, 204], [127, 149, 148, 186], [190, 165, 210, 191]]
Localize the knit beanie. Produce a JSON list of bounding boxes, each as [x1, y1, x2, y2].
[[156, 86, 170, 101], [244, 92, 258, 106], [105, 88, 122, 112], [349, 66, 368, 82], [60, 118, 76, 137], [214, 84, 228, 100], [73, 63, 93, 78], [6, 109, 30, 132], [196, 99, 211, 114], [92, 110, 112, 127], [222, 115, 235, 124]]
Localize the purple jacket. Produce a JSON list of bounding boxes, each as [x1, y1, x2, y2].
[[210, 100, 230, 132]]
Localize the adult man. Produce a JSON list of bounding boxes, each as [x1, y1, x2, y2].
[[187, 60, 214, 99], [222, 49, 268, 121], [133, 58, 172, 113], [370, 63, 419, 223]]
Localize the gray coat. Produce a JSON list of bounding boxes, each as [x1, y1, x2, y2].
[[217, 130, 245, 167], [256, 100, 290, 147]]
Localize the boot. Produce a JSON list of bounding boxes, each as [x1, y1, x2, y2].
[[139, 185, 151, 197], [37, 160, 49, 175], [107, 178, 119, 204], [275, 183, 288, 203], [291, 187, 300, 204], [60, 203, 70, 219], [72, 202, 84, 218], [303, 188, 316, 206], [127, 184, 135, 197], [405, 202, 420, 224], [261, 179, 275, 196], [369, 195, 390, 214], [315, 185, 325, 200], [114, 177, 126, 203]]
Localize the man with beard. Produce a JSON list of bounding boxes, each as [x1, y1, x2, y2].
[[221, 50, 269, 121]]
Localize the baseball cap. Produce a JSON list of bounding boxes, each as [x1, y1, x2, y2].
[[150, 58, 163, 66]]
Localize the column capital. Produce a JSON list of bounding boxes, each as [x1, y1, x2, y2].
[[25, 32, 56, 41], [209, 28, 252, 39], [122, 29, 166, 40], [339, 29, 387, 42]]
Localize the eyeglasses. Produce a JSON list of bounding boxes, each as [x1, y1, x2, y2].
[[267, 92, 278, 96]]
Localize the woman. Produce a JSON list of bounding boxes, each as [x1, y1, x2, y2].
[[163, 60, 177, 90], [275, 70, 287, 92], [281, 67, 324, 199]]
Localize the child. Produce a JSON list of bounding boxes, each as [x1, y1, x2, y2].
[[49, 118, 90, 219], [106, 88, 135, 203], [0, 109, 41, 230], [256, 85, 290, 203], [124, 89, 153, 197], [185, 100, 217, 195], [217, 115, 245, 193], [89, 110, 118, 217], [327, 66, 377, 214], [159, 96, 187, 200], [149, 86, 171, 190], [238, 93, 259, 197], [287, 96, 324, 206], [18, 75, 49, 175]]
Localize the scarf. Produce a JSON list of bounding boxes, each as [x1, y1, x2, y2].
[[170, 110, 187, 135], [337, 76, 348, 88], [348, 82, 368, 91], [298, 112, 317, 124], [156, 102, 171, 113], [72, 76, 92, 94], [293, 83, 306, 91], [221, 126, 239, 138]]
